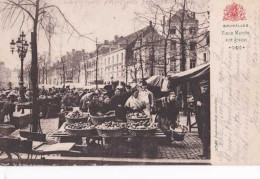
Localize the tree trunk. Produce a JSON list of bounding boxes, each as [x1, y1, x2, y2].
[[164, 39, 168, 77], [84, 62, 87, 86], [180, 0, 188, 114], [31, 0, 40, 132]]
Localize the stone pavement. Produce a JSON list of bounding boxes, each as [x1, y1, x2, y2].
[[22, 112, 203, 160], [157, 132, 202, 159]]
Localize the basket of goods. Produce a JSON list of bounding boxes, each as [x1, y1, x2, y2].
[[90, 111, 116, 125], [127, 121, 157, 137], [126, 112, 150, 123], [65, 122, 96, 137], [96, 121, 125, 137], [65, 110, 89, 124], [0, 124, 16, 137], [170, 125, 188, 141]]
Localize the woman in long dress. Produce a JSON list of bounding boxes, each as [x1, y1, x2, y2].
[[124, 89, 145, 113], [155, 92, 180, 139]]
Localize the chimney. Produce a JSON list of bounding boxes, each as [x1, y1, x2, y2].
[[114, 35, 118, 40], [149, 20, 152, 27], [104, 40, 109, 45]]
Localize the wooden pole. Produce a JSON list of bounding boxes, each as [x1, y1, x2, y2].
[[96, 38, 98, 89]]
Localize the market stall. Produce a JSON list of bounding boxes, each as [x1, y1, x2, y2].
[[51, 110, 166, 158], [169, 63, 210, 132]]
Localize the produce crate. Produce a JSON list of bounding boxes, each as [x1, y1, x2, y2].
[[97, 128, 124, 137], [65, 126, 96, 137], [90, 115, 116, 125], [65, 117, 89, 124], [128, 128, 157, 137], [126, 117, 150, 123]]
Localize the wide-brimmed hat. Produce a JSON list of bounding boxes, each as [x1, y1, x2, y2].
[[199, 80, 209, 86]]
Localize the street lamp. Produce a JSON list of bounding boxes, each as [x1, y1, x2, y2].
[[10, 31, 29, 102]]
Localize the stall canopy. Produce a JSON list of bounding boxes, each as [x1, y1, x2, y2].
[[170, 63, 210, 84], [146, 75, 164, 87]]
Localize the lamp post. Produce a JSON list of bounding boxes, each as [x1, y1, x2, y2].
[[10, 31, 29, 102]]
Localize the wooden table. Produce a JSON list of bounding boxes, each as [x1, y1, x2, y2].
[[0, 136, 76, 165], [51, 123, 167, 158]]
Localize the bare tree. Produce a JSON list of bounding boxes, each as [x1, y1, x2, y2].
[[134, 0, 209, 111], [0, 0, 89, 132]]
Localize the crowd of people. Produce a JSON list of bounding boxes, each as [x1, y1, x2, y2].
[[0, 79, 210, 158]]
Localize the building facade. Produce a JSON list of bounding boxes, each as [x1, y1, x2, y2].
[[0, 61, 12, 88]]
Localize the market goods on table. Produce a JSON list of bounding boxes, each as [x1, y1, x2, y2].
[[127, 121, 157, 137], [65, 110, 89, 124], [126, 112, 150, 123], [90, 111, 116, 125], [65, 122, 95, 136], [96, 121, 124, 137]]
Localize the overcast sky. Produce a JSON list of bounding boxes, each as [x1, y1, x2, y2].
[[0, 0, 209, 69]]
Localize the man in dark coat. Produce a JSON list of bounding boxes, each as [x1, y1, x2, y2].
[[110, 88, 126, 121], [196, 80, 210, 159]]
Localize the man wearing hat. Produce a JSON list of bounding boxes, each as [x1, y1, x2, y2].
[[138, 80, 155, 117], [197, 79, 210, 159]]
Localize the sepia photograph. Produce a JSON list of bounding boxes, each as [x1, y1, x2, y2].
[[0, 0, 211, 166]]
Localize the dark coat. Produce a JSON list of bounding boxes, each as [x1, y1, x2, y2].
[[110, 94, 126, 121], [100, 103, 113, 114], [89, 101, 101, 116], [156, 97, 180, 132], [197, 91, 210, 157]]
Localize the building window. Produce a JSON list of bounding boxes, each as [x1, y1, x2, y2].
[[105, 58, 106, 65], [190, 59, 196, 69], [173, 61, 177, 72], [170, 40, 176, 50], [121, 53, 124, 62], [117, 54, 119, 63], [108, 57, 110, 64], [203, 53, 207, 62], [170, 28, 176, 34], [112, 56, 114, 64], [190, 42, 196, 51]]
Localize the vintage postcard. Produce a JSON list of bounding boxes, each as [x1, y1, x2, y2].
[[0, 0, 259, 167]]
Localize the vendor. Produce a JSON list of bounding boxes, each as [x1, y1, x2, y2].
[[80, 92, 94, 111], [100, 97, 113, 114], [155, 91, 180, 139], [110, 88, 127, 121], [61, 92, 72, 112], [88, 93, 101, 116], [125, 89, 145, 113], [138, 81, 155, 116]]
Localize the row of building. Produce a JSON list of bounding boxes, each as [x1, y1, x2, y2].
[[0, 61, 20, 89], [45, 9, 210, 87]]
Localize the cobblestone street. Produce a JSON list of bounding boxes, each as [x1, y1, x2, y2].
[[157, 132, 202, 159], [31, 112, 204, 160]]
